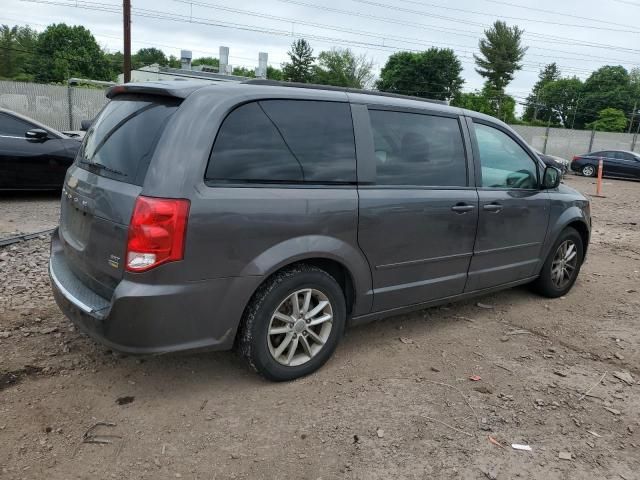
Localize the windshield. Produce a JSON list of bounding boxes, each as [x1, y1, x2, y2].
[[77, 94, 180, 185]]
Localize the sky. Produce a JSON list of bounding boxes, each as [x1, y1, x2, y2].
[[3, 0, 640, 105]]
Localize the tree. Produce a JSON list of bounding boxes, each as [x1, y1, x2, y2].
[[282, 39, 315, 83], [586, 108, 627, 132], [192, 56, 219, 68], [32, 23, 112, 83], [540, 77, 583, 127], [0, 25, 38, 81], [474, 21, 527, 93], [167, 55, 181, 68], [522, 63, 561, 122], [376, 48, 463, 101], [267, 65, 283, 80], [451, 86, 516, 122], [574, 66, 633, 129], [132, 47, 168, 69], [232, 66, 255, 77], [312, 48, 374, 88]]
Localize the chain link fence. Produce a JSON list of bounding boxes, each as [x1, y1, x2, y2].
[[0, 80, 109, 131]]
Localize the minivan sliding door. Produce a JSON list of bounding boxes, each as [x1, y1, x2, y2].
[[356, 106, 478, 312]]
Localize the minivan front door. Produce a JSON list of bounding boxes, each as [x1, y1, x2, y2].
[[357, 108, 478, 312], [465, 120, 550, 292]]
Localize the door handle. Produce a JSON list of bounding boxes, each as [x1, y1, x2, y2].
[[483, 203, 503, 213], [451, 203, 476, 213]]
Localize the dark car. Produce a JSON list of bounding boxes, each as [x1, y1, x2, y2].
[[0, 109, 81, 190], [571, 150, 640, 179], [49, 80, 591, 381], [533, 148, 569, 175]]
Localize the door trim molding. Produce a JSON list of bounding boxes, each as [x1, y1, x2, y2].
[[376, 251, 473, 270], [474, 241, 541, 256]]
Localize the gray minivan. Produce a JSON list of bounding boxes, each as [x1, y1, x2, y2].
[[49, 80, 591, 381]]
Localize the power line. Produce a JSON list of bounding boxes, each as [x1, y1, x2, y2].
[[23, 0, 613, 77], [170, 0, 639, 68], [392, 0, 640, 33], [350, 0, 640, 54], [483, 0, 640, 29]]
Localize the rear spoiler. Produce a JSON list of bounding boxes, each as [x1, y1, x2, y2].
[[106, 81, 209, 100]]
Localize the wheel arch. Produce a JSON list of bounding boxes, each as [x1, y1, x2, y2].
[[539, 208, 590, 273], [238, 235, 373, 317]]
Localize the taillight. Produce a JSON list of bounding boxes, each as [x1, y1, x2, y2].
[[572, 156, 579, 162], [126, 196, 190, 272]]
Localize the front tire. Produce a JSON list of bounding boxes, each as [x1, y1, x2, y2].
[[238, 264, 346, 381], [533, 227, 584, 298], [582, 164, 596, 177]]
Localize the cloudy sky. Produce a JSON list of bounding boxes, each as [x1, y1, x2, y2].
[[3, 0, 640, 103]]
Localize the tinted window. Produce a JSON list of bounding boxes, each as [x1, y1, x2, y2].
[[475, 123, 538, 189], [78, 94, 180, 185], [207, 100, 356, 183], [0, 113, 32, 136], [369, 110, 467, 187]]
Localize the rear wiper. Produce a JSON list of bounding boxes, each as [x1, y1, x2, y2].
[[80, 159, 127, 176]]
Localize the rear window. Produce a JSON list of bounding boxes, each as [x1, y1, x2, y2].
[[77, 94, 180, 185], [206, 100, 356, 184]]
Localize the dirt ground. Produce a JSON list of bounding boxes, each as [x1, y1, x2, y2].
[[1, 175, 639, 480]]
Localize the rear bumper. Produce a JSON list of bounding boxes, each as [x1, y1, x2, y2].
[[49, 229, 263, 355]]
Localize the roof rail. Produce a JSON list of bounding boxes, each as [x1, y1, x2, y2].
[[242, 79, 448, 105]]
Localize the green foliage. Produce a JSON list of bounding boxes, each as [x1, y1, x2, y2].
[[574, 66, 633, 129], [474, 21, 527, 93], [282, 39, 315, 83], [267, 65, 283, 81], [312, 48, 374, 89], [132, 47, 168, 69], [232, 66, 255, 78], [32, 23, 113, 83], [167, 55, 181, 69], [586, 108, 627, 132], [540, 77, 583, 127], [192, 56, 219, 67], [0, 25, 38, 81], [522, 63, 560, 122], [451, 86, 516, 123], [376, 48, 463, 101]]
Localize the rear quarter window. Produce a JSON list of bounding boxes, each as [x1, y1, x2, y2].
[[206, 100, 356, 184], [77, 94, 180, 185]]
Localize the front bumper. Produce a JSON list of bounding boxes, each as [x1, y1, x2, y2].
[[49, 229, 262, 355]]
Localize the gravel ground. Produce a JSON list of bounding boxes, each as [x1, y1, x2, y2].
[[0, 192, 61, 240], [0, 175, 639, 480]]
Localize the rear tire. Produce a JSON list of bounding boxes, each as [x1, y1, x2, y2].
[[532, 227, 584, 298], [238, 264, 346, 381], [582, 164, 596, 177]]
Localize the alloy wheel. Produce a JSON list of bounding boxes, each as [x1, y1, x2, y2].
[[582, 165, 595, 177], [267, 289, 333, 366], [550, 240, 578, 289]]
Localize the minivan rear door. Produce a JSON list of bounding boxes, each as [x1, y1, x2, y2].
[[356, 106, 479, 312], [58, 94, 180, 298]]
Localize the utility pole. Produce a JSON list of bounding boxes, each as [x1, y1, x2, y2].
[[123, 0, 131, 83], [570, 92, 581, 130], [628, 100, 638, 134]]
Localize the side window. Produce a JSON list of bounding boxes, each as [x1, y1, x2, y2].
[[474, 123, 538, 189], [206, 100, 356, 183], [369, 109, 467, 187], [0, 113, 32, 136]]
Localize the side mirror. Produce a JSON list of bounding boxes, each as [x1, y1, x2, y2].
[[80, 119, 93, 131], [542, 166, 561, 189], [25, 128, 49, 141]]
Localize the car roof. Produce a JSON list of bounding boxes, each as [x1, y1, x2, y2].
[[107, 79, 511, 128], [0, 108, 67, 138]]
